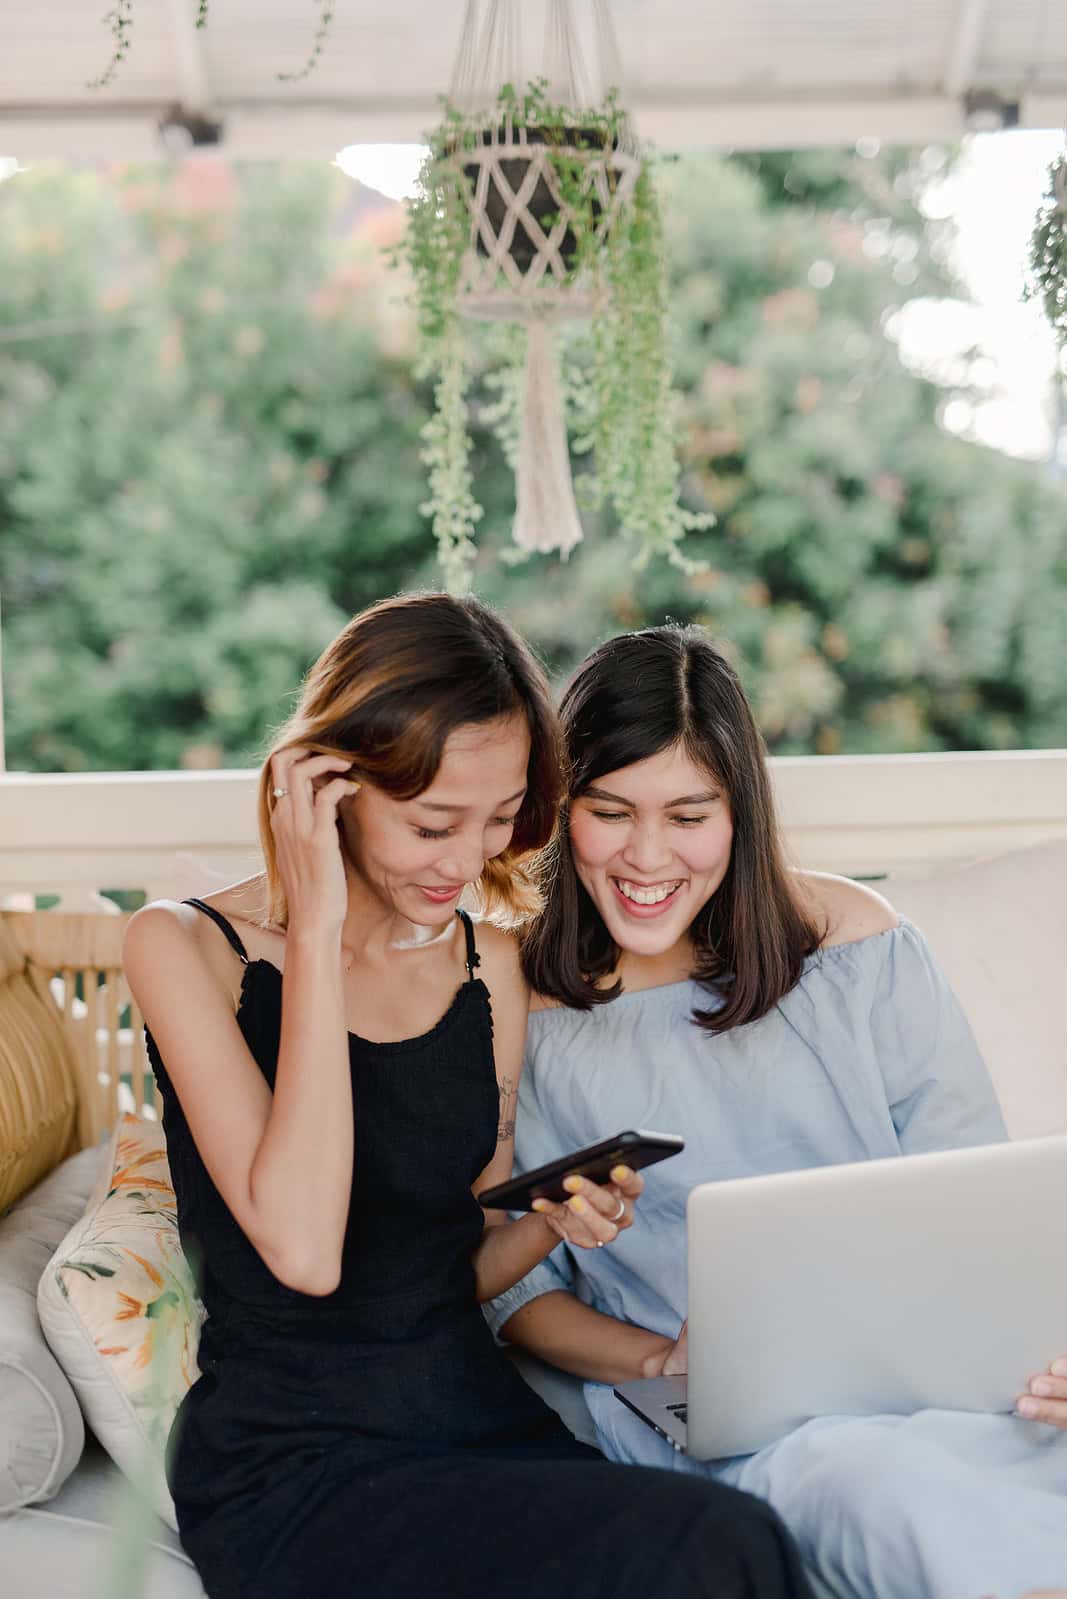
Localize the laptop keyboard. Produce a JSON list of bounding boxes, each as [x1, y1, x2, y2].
[[666, 1402, 688, 1425]]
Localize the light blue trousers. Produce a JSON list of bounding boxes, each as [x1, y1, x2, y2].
[[590, 1390, 1067, 1599]]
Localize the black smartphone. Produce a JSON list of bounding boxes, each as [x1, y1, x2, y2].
[[477, 1130, 685, 1212]]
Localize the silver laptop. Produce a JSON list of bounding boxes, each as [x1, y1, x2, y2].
[[615, 1133, 1067, 1460]]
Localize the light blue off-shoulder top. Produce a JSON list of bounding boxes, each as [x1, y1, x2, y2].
[[486, 919, 1007, 1351]]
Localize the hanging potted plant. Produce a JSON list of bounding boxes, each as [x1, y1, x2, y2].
[[394, 66, 711, 592]]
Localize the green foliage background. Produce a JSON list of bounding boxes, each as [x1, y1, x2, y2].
[[1, 146, 1064, 771]]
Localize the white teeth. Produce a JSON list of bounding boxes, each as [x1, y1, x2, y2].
[[617, 880, 681, 906]]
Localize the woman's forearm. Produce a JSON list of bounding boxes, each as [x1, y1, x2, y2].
[[499, 1291, 674, 1385], [473, 1212, 562, 1303], [249, 922, 353, 1293]]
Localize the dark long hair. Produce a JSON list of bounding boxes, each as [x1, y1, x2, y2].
[[260, 592, 564, 927], [521, 625, 821, 1033]]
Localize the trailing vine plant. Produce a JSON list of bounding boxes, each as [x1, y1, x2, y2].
[[394, 79, 710, 589], [582, 162, 710, 571], [1029, 149, 1067, 348], [88, 0, 134, 91], [276, 0, 336, 84], [398, 130, 476, 591], [88, 1, 337, 89]]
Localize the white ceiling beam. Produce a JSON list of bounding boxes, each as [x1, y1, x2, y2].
[[0, 95, 960, 161], [162, 0, 214, 112], [6, 90, 1066, 165], [943, 0, 992, 99]]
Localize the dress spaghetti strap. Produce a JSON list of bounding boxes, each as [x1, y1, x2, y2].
[[183, 898, 249, 965], [457, 909, 480, 979]]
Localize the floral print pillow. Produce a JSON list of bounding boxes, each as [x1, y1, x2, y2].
[[37, 1114, 204, 1529]]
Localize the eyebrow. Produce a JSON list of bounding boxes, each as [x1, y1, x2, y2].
[[582, 785, 720, 808], [417, 787, 527, 814]]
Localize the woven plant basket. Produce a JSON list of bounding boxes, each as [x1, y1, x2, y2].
[[450, 119, 639, 312]]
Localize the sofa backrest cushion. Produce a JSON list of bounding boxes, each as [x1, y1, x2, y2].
[[0, 1143, 105, 1510], [0, 917, 80, 1214], [887, 839, 1067, 1140]]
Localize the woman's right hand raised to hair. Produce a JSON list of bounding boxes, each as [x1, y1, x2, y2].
[[269, 747, 360, 933]]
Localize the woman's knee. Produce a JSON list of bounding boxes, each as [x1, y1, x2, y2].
[[773, 1419, 935, 1535]]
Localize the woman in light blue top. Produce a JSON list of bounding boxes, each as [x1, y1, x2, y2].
[[487, 625, 1067, 1599]]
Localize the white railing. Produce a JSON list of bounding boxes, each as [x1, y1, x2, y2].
[[2, 750, 1066, 907]]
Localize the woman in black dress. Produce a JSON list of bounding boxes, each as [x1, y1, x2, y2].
[[124, 592, 813, 1599]]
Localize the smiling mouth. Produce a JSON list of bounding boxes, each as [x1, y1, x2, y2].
[[612, 878, 685, 907]]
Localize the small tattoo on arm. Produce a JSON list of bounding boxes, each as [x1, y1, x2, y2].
[[497, 1075, 517, 1143]]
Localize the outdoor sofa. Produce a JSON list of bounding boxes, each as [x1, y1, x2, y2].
[[1, 837, 1065, 1599]]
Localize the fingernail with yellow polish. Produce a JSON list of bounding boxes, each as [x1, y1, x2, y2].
[[563, 1176, 582, 1193], [569, 1195, 587, 1213], [612, 1166, 631, 1182], [531, 1199, 548, 1213]]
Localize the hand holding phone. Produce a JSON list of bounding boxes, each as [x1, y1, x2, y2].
[[530, 1163, 646, 1252]]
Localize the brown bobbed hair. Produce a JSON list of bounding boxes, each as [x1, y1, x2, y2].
[[521, 625, 822, 1033], [258, 592, 565, 928]]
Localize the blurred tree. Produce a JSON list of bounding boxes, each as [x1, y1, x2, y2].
[[0, 162, 437, 769], [480, 148, 1067, 753], [0, 146, 1063, 770]]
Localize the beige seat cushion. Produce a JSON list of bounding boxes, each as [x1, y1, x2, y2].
[[887, 838, 1067, 1140], [0, 918, 79, 1215], [0, 1437, 204, 1599]]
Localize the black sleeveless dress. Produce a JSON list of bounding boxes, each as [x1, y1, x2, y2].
[[148, 901, 813, 1599]]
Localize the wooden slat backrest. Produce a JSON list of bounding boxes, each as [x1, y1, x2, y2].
[[0, 910, 153, 1149]]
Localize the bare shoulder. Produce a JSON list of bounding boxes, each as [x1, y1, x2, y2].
[[123, 878, 267, 1001], [124, 898, 204, 962], [470, 918, 527, 996], [470, 927, 531, 1036], [469, 921, 530, 1093], [794, 870, 899, 950], [121, 900, 224, 1015]]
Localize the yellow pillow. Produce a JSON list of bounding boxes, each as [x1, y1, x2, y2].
[[0, 918, 79, 1214], [37, 1114, 204, 1529]]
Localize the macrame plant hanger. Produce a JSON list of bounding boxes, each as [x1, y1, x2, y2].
[[446, 0, 639, 556]]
